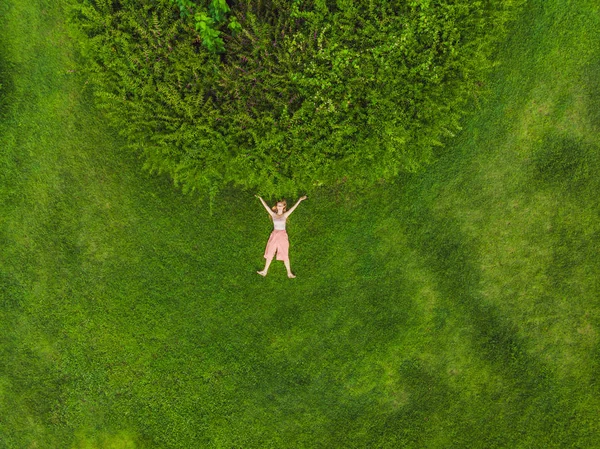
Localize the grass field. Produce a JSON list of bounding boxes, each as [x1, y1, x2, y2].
[[1, 0, 599, 447]]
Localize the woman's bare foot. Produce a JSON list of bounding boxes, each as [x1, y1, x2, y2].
[[287, 273, 296, 278], [257, 270, 267, 277]]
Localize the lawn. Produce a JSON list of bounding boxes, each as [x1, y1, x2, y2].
[[1, 0, 599, 447]]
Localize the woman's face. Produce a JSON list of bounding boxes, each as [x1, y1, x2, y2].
[[276, 202, 285, 214]]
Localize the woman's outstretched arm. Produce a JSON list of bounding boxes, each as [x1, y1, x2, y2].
[[284, 196, 307, 218], [255, 195, 275, 216]]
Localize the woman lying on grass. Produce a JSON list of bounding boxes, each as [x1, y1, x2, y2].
[[256, 194, 308, 278]]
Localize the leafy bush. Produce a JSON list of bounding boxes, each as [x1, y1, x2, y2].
[[66, 0, 523, 211], [168, 0, 242, 54]]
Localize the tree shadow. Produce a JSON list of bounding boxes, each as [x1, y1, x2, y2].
[[0, 7, 16, 122], [390, 168, 588, 446]]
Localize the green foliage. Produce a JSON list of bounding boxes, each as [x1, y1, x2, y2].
[[170, 0, 195, 19], [67, 0, 524, 210], [168, 0, 241, 54]]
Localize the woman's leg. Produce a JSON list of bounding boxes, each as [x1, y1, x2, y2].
[[258, 255, 274, 276], [284, 259, 295, 278]]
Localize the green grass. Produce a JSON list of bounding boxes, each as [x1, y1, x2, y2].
[[1, 0, 599, 447]]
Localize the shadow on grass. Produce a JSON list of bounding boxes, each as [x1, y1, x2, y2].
[[393, 165, 586, 446], [529, 133, 599, 192], [0, 257, 25, 311], [0, 8, 16, 123]]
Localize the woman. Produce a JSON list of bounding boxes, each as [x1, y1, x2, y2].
[[255, 194, 308, 278]]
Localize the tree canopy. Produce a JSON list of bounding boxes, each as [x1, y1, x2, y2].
[[67, 0, 523, 211]]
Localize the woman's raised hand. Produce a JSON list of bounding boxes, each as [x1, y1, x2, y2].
[[300, 195, 307, 201]]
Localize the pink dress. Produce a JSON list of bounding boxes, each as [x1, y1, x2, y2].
[[264, 215, 289, 262]]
